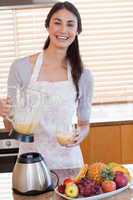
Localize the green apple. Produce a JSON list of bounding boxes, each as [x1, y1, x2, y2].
[[65, 183, 79, 198]]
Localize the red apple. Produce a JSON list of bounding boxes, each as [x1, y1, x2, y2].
[[63, 178, 75, 186], [114, 171, 128, 189], [102, 180, 116, 193]]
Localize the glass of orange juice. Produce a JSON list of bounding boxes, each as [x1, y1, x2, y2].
[[56, 123, 77, 146]]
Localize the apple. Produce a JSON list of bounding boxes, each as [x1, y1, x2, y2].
[[102, 180, 116, 193], [65, 183, 79, 198], [114, 171, 128, 189], [63, 178, 75, 186]]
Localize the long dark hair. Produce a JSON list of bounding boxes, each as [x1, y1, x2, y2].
[[44, 1, 84, 100]]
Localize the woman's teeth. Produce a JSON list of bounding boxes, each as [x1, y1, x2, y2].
[[56, 36, 68, 40]]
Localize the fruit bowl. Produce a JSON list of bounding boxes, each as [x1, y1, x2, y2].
[[55, 163, 132, 199], [55, 184, 129, 200]]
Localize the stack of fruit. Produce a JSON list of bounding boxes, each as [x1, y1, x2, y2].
[[57, 162, 131, 198]]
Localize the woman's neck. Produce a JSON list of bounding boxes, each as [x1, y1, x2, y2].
[[44, 45, 67, 68]]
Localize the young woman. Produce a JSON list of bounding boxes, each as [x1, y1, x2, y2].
[[1, 1, 93, 169]]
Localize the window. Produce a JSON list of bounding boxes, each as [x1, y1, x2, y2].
[[0, 0, 133, 127], [0, 7, 49, 127], [74, 0, 133, 104]]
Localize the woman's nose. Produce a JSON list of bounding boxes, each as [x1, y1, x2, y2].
[[60, 24, 67, 33]]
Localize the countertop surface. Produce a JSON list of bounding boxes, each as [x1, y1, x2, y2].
[[1, 167, 133, 200], [90, 103, 133, 126]]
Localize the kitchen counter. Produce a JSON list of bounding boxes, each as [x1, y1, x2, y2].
[[1, 103, 133, 130], [90, 103, 133, 126], [1, 168, 133, 200]]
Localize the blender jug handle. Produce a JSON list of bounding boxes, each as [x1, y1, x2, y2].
[[6, 114, 13, 123], [5, 110, 14, 136], [5, 101, 14, 123], [50, 170, 59, 188]]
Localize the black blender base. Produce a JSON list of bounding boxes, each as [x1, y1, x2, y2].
[[10, 129, 34, 143], [13, 185, 54, 196]]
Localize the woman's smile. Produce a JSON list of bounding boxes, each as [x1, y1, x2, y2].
[[56, 35, 69, 40]]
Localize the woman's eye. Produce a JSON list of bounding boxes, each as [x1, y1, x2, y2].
[[54, 22, 61, 25], [68, 24, 74, 27]]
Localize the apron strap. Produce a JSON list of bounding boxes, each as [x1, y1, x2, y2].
[[30, 52, 43, 83], [67, 62, 73, 81]]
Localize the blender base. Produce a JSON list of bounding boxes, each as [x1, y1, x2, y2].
[[10, 129, 34, 143], [12, 185, 54, 196]]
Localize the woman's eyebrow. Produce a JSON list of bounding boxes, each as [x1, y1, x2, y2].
[[53, 18, 62, 22], [53, 17, 76, 23]]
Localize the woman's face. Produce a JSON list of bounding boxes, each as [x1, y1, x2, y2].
[[47, 8, 78, 49]]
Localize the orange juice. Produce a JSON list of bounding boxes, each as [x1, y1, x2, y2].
[[15, 123, 38, 134], [56, 134, 73, 145]]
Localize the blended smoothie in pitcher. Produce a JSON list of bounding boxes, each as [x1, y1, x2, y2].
[[15, 123, 38, 134]]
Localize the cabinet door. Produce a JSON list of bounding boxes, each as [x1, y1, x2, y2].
[[81, 125, 121, 164], [121, 124, 133, 163], [80, 131, 91, 164]]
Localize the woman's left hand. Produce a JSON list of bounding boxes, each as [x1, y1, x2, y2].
[[65, 125, 90, 147]]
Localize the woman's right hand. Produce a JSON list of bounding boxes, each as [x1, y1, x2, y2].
[[0, 97, 12, 118]]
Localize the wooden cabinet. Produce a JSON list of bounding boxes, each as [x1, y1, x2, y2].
[[80, 132, 91, 164], [81, 123, 133, 164], [81, 125, 121, 164], [88, 126, 121, 164], [121, 124, 133, 163]]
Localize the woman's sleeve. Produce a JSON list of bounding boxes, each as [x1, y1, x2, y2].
[[7, 60, 22, 103], [77, 69, 94, 123]]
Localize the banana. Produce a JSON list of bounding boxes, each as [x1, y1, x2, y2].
[[108, 162, 132, 181], [74, 164, 89, 182]]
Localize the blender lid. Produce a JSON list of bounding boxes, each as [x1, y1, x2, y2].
[[18, 152, 43, 164]]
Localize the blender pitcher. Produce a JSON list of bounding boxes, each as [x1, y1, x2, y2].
[[8, 88, 43, 142]]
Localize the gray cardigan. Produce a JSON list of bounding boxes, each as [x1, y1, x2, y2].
[[7, 56, 93, 122]]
